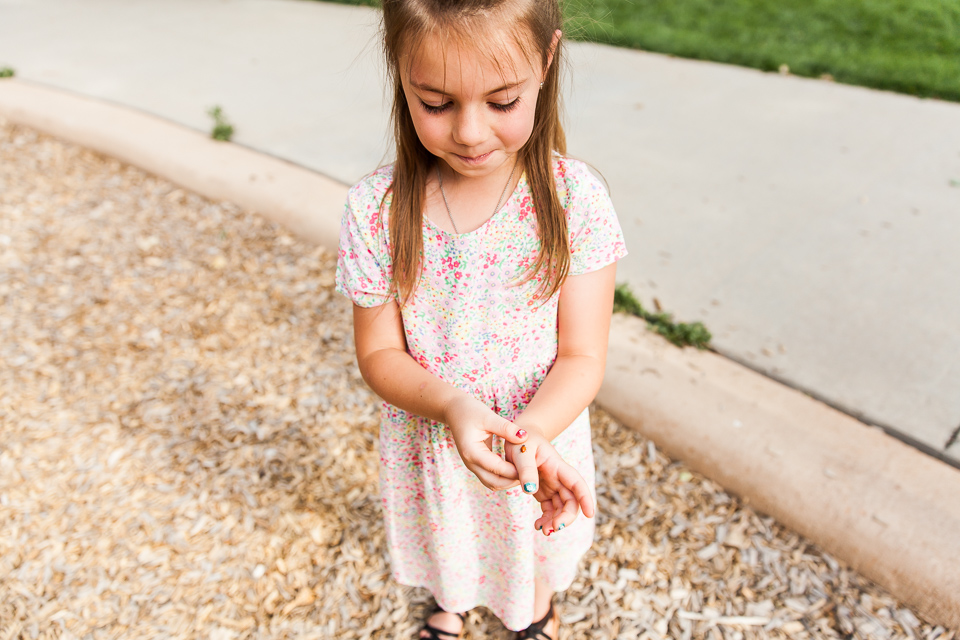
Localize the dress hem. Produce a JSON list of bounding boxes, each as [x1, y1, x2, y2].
[[392, 566, 582, 632]]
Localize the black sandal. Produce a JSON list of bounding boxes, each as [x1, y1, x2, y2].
[[419, 603, 466, 640], [517, 600, 557, 640]]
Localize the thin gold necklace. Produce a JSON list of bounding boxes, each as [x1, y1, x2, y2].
[[436, 160, 518, 235]]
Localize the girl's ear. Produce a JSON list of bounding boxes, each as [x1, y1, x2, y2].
[[544, 29, 562, 79]]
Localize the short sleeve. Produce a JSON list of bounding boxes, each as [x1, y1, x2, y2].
[[561, 159, 628, 276], [335, 171, 393, 307]]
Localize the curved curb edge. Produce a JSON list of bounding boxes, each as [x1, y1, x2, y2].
[[598, 314, 960, 628], [0, 79, 347, 249], [2, 79, 958, 629]]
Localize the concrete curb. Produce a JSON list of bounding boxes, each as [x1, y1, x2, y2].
[[3, 80, 958, 629], [0, 80, 347, 249], [597, 315, 960, 628]]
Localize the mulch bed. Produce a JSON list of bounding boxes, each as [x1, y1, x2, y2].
[[0, 118, 952, 640]]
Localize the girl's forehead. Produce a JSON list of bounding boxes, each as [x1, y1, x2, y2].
[[403, 30, 539, 94]]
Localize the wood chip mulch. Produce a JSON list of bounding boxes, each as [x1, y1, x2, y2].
[[1, 118, 955, 640]]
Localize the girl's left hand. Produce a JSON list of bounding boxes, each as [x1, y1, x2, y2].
[[444, 394, 529, 491], [504, 433, 596, 534]]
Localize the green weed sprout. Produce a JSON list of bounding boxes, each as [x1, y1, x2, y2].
[[0, 67, 15, 79], [613, 283, 712, 349], [207, 105, 234, 142]]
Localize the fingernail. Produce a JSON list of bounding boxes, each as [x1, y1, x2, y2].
[[548, 529, 554, 535], [536, 523, 542, 530], [558, 523, 565, 530], [523, 482, 536, 493], [516, 429, 527, 438], [520, 445, 527, 453]]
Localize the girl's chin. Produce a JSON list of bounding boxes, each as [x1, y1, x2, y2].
[[441, 152, 518, 178], [453, 151, 495, 166]]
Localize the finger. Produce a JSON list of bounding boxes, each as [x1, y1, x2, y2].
[[513, 442, 540, 494], [487, 418, 529, 445], [535, 514, 551, 534], [542, 493, 564, 535], [556, 462, 596, 518], [551, 491, 564, 516], [551, 485, 581, 532], [535, 504, 555, 535], [465, 444, 520, 482], [474, 467, 521, 492], [534, 495, 557, 534]]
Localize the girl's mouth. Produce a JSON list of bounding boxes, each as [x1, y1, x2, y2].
[[455, 151, 493, 165]]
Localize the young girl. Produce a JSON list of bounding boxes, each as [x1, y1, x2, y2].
[[335, 0, 627, 637]]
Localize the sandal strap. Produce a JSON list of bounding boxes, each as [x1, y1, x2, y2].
[[429, 603, 466, 622], [421, 623, 461, 640], [421, 604, 466, 640], [518, 601, 556, 640]]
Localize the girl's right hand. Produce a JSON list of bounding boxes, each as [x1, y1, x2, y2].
[[504, 433, 595, 534], [444, 395, 530, 491]]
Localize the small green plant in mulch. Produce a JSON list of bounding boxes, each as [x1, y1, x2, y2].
[[207, 105, 234, 142], [0, 67, 15, 79], [614, 283, 712, 349]]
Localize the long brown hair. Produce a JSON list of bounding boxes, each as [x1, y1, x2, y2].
[[382, 0, 569, 305]]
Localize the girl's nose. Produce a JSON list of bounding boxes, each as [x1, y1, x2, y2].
[[452, 105, 486, 147]]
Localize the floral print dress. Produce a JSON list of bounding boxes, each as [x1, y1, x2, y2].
[[335, 155, 627, 631]]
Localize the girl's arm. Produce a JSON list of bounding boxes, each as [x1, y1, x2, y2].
[[504, 262, 618, 531], [353, 299, 529, 490], [517, 262, 617, 440]]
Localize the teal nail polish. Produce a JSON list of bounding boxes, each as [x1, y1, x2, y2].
[[523, 482, 536, 493], [558, 523, 565, 530]]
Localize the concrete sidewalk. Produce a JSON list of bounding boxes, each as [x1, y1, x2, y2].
[[4, 0, 958, 465], [2, 0, 960, 627]]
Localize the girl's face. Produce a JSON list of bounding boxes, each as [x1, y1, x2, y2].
[[400, 30, 554, 180]]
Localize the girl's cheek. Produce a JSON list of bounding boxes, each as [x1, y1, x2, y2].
[[501, 108, 537, 149], [410, 112, 447, 150]]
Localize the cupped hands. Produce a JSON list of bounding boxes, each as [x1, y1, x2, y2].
[[443, 394, 529, 491], [504, 431, 595, 535]]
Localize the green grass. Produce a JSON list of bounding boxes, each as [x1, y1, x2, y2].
[[613, 284, 712, 349], [0, 67, 15, 79], [316, 0, 960, 102], [207, 105, 235, 142]]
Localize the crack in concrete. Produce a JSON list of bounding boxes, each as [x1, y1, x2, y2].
[[945, 422, 960, 450]]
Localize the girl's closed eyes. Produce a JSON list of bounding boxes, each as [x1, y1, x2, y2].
[[418, 96, 523, 115], [418, 100, 450, 115], [491, 97, 522, 112]]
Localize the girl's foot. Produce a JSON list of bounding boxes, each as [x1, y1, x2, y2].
[[419, 605, 466, 640], [517, 600, 558, 640]]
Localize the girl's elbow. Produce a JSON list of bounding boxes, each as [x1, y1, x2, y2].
[[595, 359, 607, 386], [356, 347, 404, 393], [588, 353, 607, 394], [355, 350, 384, 390]]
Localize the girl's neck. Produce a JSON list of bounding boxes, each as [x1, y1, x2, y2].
[[429, 156, 524, 235], [436, 153, 520, 191]]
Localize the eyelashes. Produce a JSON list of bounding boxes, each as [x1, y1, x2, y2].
[[419, 97, 522, 115], [491, 97, 521, 113], [419, 101, 450, 115]]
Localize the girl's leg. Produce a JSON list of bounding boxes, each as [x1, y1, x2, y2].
[[419, 609, 465, 639], [533, 578, 553, 621], [528, 578, 559, 638]]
